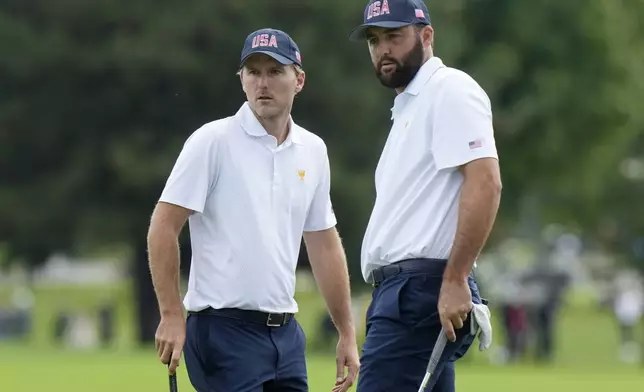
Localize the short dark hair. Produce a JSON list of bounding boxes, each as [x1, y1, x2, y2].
[[413, 23, 429, 32], [413, 23, 433, 47]]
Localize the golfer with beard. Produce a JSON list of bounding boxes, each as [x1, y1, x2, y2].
[[349, 1, 502, 391]]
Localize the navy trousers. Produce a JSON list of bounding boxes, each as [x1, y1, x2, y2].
[[357, 259, 482, 392], [184, 311, 308, 392]]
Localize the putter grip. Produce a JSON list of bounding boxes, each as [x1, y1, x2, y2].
[[168, 364, 178, 392], [418, 329, 449, 392], [427, 329, 448, 373]]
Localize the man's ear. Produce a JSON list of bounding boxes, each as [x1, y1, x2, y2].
[[422, 25, 434, 49], [239, 70, 247, 94], [295, 70, 305, 94]]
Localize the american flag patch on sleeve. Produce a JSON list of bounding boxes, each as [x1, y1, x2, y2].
[[468, 139, 483, 149]]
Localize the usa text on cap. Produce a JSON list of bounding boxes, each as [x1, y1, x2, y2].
[[240, 28, 302, 68], [349, 0, 431, 41]]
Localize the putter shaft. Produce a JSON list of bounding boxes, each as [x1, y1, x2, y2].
[[418, 372, 432, 391]]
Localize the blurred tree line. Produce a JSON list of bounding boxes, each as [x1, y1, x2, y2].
[[2, 0, 644, 343]]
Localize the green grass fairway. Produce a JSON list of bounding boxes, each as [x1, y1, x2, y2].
[[3, 284, 644, 390], [3, 346, 644, 391]]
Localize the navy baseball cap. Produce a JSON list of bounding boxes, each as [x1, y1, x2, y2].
[[240, 28, 302, 68], [349, 0, 431, 41]]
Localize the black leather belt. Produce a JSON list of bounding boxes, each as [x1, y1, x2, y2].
[[188, 307, 294, 327], [370, 259, 488, 306], [370, 258, 450, 287]]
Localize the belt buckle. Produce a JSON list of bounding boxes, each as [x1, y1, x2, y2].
[[370, 269, 382, 288], [266, 313, 282, 327]]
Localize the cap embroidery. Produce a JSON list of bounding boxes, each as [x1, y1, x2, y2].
[[252, 34, 278, 48], [367, 0, 390, 20]]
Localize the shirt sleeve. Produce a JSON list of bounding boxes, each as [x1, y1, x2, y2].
[[158, 126, 218, 214], [303, 145, 337, 232], [431, 73, 498, 170]]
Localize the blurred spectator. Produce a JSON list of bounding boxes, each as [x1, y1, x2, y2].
[[522, 268, 571, 364], [612, 270, 644, 363], [500, 303, 528, 362]]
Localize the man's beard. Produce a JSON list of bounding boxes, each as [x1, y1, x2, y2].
[[374, 37, 424, 89]]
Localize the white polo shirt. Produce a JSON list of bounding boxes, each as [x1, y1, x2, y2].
[[159, 102, 336, 313], [361, 57, 498, 283]]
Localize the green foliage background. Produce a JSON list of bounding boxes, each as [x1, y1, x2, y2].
[[2, 0, 644, 340]]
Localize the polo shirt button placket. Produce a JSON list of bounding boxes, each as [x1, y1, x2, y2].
[[272, 153, 280, 207]]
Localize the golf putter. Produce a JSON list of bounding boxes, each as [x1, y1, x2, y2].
[[168, 363, 178, 392], [417, 328, 448, 392], [418, 301, 487, 391]]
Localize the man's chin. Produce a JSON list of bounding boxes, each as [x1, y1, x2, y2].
[[376, 69, 419, 89], [251, 103, 280, 118], [377, 74, 403, 89]]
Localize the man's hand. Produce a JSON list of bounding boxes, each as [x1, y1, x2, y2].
[[148, 202, 191, 374], [332, 333, 360, 392], [155, 313, 187, 375], [438, 277, 473, 342]]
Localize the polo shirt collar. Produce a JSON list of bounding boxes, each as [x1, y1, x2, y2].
[[237, 101, 302, 145], [390, 57, 445, 119], [403, 56, 445, 96]]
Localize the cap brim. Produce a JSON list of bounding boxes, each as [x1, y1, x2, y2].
[[348, 21, 413, 41], [240, 51, 295, 68]]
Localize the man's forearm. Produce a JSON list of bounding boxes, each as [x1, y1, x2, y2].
[[147, 228, 183, 317], [445, 175, 501, 280], [308, 232, 355, 336]]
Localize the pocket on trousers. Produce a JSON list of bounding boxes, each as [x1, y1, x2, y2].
[[368, 276, 408, 322], [198, 316, 248, 374], [295, 319, 307, 351], [397, 274, 441, 327], [196, 316, 223, 373]]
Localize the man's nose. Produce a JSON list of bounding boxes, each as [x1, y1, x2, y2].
[[374, 40, 392, 59], [257, 73, 269, 88]]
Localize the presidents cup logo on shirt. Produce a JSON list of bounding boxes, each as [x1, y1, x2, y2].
[[297, 170, 306, 180]]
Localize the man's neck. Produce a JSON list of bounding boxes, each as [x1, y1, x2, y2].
[[256, 113, 291, 145]]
